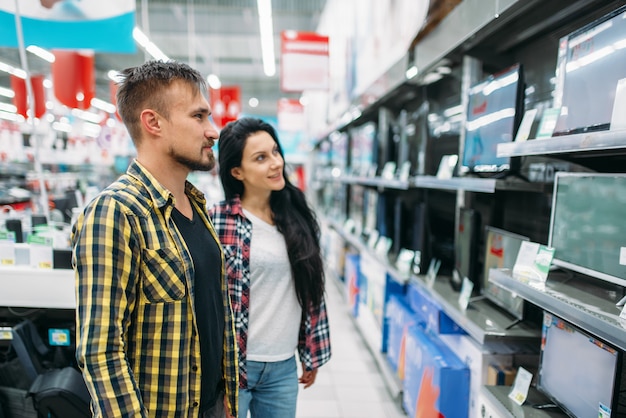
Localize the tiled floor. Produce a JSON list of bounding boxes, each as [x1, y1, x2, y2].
[[295, 278, 407, 418]]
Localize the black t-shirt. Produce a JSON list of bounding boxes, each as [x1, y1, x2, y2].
[[171, 206, 224, 412]]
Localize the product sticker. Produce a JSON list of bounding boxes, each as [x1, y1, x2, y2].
[[514, 108, 538, 142], [458, 276, 474, 311], [425, 258, 441, 288], [620, 247, 626, 266], [508, 367, 533, 405], [0, 231, 16, 265]]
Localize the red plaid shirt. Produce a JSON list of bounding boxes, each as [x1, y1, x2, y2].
[[209, 197, 331, 388]]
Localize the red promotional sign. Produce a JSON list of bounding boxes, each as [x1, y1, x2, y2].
[[209, 86, 241, 129], [51, 50, 95, 110], [280, 31, 329, 92], [11, 74, 46, 118]]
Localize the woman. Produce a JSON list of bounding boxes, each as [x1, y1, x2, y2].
[[209, 117, 331, 418]]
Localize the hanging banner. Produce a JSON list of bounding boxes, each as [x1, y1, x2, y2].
[[51, 50, 95, 110], [0, 0, 135, 53], [209, 86, 241, 129], [280, 31, 329, 92], [10, 74, 46, 118]]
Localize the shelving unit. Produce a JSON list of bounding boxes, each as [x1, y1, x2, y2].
[[312, 1, 626, 417]]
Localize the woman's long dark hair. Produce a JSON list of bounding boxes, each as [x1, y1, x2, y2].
[[218, 117, 325, 308]]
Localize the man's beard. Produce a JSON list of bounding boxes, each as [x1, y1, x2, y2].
[[169, 147, 216, 172]]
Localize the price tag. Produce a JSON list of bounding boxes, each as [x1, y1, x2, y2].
[[0, 231, 16, 265], [28, 235, 53, 269], [425, 258, 441, 288], [508, 367, 533, 405], [458, 277, 474, 311]]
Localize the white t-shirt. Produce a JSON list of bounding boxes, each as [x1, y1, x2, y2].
[[244, 209, 302, 362]]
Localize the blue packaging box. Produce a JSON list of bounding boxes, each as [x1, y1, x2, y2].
[[407, 283, 465, 335], [402, 324, 470, 418], [385, 294, 423, 378]]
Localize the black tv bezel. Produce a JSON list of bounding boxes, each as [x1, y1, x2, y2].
[[552, 4, 626, 137], [460, 63, 525, 175], [482, 226, 529, 320], [537, 311, 622, 418]]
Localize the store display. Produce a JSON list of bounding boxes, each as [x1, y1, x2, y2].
[[402, 323, 470, 418], [549, 172, 626, 287], [349, 122, 377, 176], [553, 4, 626, 136], [452, 207, 481, 293], [460, 64, 525, 175], [482, 226, 529, 320], [538, 311, 623, 417]]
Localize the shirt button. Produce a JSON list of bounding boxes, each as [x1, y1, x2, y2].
[[192, 365, 198, 372], [192, 401, 199, 407]]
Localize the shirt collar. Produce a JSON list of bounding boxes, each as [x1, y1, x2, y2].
[[126, 159, 207, 209]]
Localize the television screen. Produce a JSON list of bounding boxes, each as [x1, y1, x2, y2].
[[548, 172, 626, 287], [482, 226, 529, 319], [349, 122, 377, 176], [538, 311, 619, 418], [553, 5, 626, 136], [460, 64, 524, 174], [404, 102, 430, 176], [452, 208, 481, 292]]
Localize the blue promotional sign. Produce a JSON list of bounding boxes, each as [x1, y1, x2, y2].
[[0, 0, 135, 53]]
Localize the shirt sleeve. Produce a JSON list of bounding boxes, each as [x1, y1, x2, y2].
[[298, 298, 331, 371], [72, 194, 146, 417]]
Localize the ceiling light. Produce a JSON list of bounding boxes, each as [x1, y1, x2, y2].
[[248, 97, 259, 108], [0, 86, 14, 98], [91, 98, 116, 113], [26, 46, 55, 63], [207, 74, 221, 89], [133, 27, 169, 61], [406, 66, 418, 79], [257, 0, 276, 77], [0, 102, 17, 113]]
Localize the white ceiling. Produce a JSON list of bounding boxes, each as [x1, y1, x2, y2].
[[0, 0, 328, 118]]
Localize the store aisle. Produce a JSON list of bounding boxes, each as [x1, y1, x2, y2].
[[295, 278, 407, 418]]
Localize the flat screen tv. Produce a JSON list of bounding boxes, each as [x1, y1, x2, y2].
[[548, 172, 626, 287], [349, 122, 377, 176], [482, 226, 529, 320], [451, 207, 481, 292], [404, 102, 430, 176], [460, 64, 524, 175], [538, 311, 623, 417], [553, 5, 626, 136]]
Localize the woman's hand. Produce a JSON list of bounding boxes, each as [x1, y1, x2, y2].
[[299, 364, 318, 389]]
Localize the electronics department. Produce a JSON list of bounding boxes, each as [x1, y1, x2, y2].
[[1, 1, 626, 417]]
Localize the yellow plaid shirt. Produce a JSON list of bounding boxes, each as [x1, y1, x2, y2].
[[72, 160, 238, 417]]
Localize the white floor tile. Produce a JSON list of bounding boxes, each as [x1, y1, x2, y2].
[[295, 277, 407, 417]]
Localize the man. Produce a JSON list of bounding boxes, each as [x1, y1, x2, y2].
[[72, 60, 238, 418]]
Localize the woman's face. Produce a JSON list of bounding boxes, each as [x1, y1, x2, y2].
[[230, 130, 285, 194]]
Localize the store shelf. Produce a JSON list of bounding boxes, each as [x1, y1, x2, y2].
[[410, 275, 540, 345], [481, 385, 567, 417], [497, 129, 626, 158], [326, 218, 540, 344], [342, 175, 411, 190], [413, 175, 496, 193], [0, 266, 75, 309], [490, 268, 626, 351]]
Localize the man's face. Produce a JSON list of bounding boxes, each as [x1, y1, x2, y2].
[[162, 81, 218, 172]]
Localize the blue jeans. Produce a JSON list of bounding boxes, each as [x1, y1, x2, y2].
[[239, 355, 299, 418]]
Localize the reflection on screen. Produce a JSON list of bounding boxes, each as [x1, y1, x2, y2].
[[461, 64, 522, 173], [539, 312, 618, 418], [482, 227, 529, 319], [554, 6, 626, 135]]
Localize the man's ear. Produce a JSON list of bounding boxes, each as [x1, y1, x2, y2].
[[140, 109, 161, 135], [231, 167, 243, 180]]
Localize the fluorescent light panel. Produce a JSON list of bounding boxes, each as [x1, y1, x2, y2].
[[257, 0, 276, 77]]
